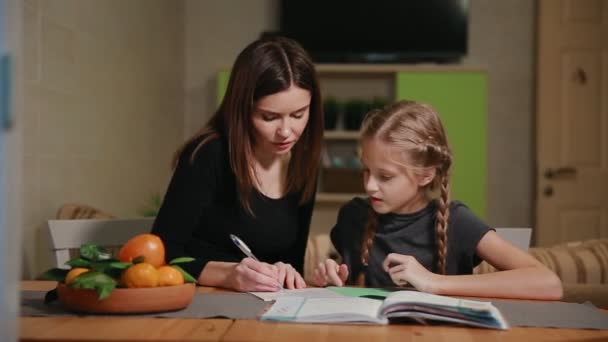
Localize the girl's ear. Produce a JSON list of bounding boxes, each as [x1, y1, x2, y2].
[[418, 168, 436, 187]]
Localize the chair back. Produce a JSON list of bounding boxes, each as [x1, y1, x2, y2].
[[495, 227, 532, 251], [47, 218, 154, 268]]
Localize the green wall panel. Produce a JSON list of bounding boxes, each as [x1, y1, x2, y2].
[[396, 72, 487, 218], [217, 70, 230, 106]]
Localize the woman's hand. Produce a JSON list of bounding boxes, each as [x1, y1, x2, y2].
[[226, 257, 283, 292], [382, 253, 440, 293], [274, 262, 306, 289], [313, 258, 349, 287]]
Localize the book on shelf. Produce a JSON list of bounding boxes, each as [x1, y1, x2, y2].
[[261, 290, 509, 330]]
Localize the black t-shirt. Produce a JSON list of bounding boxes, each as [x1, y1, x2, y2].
[[330, 197, 491, 287], [151, 135, 315, 278]]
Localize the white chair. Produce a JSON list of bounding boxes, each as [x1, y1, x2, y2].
[[494, 227, 532, 251], [47, 218, 155, 268]]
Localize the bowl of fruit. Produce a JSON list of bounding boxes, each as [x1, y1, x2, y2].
[[43, 234, 198, 314]]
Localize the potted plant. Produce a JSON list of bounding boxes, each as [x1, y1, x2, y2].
[[370, 96, 388, 111], [343, 98, 368, 131], [323, 97, 340, 130]]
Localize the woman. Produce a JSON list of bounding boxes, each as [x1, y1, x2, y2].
[[152, 36, 323, 292]]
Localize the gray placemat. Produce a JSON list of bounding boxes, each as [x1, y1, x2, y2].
[[21, 290, 269, 320], [490, 299, 608, 330]]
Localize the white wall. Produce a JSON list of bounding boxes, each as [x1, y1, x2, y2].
[[21, 0, 184, 278], [184, 0, 279, 136]]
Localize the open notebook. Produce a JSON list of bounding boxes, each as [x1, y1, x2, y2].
[[261, 290, 509, 330]]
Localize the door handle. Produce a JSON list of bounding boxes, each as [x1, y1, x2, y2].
[[544, 167, 577, 179]]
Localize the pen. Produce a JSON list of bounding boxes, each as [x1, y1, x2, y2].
[[229, 234, 260, 262], [229, 234, 283, 290]]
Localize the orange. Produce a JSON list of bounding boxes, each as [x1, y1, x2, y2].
[[121, 263, 159, 288], [157, 265, 184, 286], [119, 233, 165, 268], [65, 267, 89, 284]]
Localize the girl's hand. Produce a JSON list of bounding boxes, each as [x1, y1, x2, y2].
[[313, 258, 349, 286], [275, 262, 307, 289], [226, 257, 282, 292], [382, 253, 440, 293]]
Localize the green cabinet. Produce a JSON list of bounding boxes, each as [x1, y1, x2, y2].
[[217, 70, 230, 105], [396, 72, 487, 218]]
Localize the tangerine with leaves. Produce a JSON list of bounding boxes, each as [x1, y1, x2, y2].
[[65, 267, 89, 284], [157, 265, 184, 286], [121, 263, 159, 288], [118, 233, 165, 268]]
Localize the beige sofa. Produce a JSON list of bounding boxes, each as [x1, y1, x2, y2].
[[304, 235, 608, 308]]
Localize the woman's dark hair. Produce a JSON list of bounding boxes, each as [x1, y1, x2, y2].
[[174, 36, 323, 214]]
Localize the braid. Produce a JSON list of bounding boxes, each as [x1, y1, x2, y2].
[[435, 172, 450, 274], [361, 206, 378, 266], [359, 100, 454, 276]]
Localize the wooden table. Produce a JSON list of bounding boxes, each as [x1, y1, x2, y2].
[[20, 281, 608, 342]]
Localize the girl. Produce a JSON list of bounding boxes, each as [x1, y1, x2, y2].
[[152, 36, 323, 292], [314, 100, 562, 300]]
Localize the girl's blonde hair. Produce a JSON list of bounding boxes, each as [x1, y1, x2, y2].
[[360, 100, 453, 274]]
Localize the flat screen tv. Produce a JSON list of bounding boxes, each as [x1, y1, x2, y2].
[[279, 0, 469, 64]]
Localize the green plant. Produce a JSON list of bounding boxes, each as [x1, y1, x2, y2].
[[323, 97, 341, 130], [370, 96, 388, 110], [343, 98, 368, 131]]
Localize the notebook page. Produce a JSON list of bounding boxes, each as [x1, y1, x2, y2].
[[250, 287, 346, 301], [382, 291, 494, 312], [296, 297, 384, 323], [262, 296, 386, 324]]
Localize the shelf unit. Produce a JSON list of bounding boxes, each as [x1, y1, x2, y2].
[[323, 130, 359, 140], [316, 192, 365, 204]]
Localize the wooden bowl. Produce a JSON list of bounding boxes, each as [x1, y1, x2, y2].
[[57, 283, 196, 314]]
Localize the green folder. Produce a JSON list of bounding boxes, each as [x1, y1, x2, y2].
[[327, 286, 393, 299]]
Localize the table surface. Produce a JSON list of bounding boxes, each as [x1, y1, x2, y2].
[[20, 281, 608, 342]]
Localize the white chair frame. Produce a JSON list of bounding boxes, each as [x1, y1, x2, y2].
[[495, 227, 532, 251], [47, 218, 155, 268]]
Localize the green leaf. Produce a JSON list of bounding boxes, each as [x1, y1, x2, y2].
[[44, 288, 58, 304], [97, 282, 116, 300], [169, 257, 195, 264], [108, 261, 132, 269], [171, 264, 197, 283], [70, 270, 117, 300], [41, 268, 69, 282], [79, 244, 111, 261], [65, 258, 91, 268]]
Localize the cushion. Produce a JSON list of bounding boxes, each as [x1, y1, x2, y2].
[[529, 239, 608, 284], [475, 239, 608, 285]]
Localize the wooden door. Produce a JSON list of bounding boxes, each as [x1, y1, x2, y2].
[[536, 0, 608, 246]]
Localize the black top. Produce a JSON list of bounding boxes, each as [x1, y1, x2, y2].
[[330, 197, 491, 287], [151, 135, 315, 278]]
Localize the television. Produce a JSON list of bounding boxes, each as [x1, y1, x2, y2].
[[279, 0, 469, 64]]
